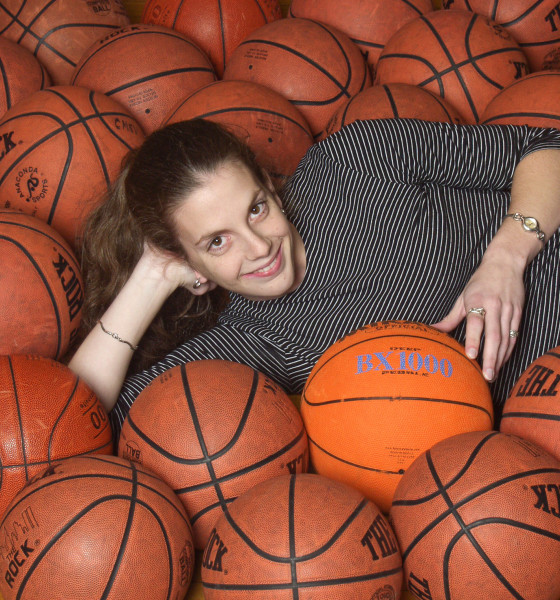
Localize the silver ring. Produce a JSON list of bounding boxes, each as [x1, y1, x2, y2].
[[509, 329, 519, 338], [467, 307, 486, 318], [193, 278, 201, 289]]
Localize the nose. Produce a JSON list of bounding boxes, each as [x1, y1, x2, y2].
[[244, 228, 271, 260]]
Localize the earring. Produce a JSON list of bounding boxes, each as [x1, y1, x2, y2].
[[281, 209, 286, 214]]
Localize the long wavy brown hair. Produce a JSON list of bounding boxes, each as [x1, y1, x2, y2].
[[76, 119, 271, 374]]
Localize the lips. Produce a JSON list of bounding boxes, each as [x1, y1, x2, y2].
[[244, 246, 283, 278]]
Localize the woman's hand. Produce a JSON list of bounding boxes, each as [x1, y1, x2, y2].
[[432, 249, 525, 382], [138, 243, 216, 296]]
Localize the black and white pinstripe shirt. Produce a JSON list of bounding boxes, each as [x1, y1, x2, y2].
[[112, 118, 560, 434]]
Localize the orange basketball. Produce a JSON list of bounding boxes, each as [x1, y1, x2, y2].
[[223, 17, 372, 138], [481, 70, 560, 129], [201, 473, 403, 599], [288, 0, 432, 75], [300, 321, 494, 513], [0, 36, 50, 119], [0, 210, 84, 359], [163, 80, 314, 188], [142, 0, 282, 77], [0, 86, 145, 248], [500, 345, 560, 461], [0, 354, 113, 519], [322, 82, 462, 140], [0, 455, 194, 599], [375, 9, 529, 124], [391, 430, 560, 600], [443, 0, 560, 71], [118, 360, 309, 549], [71, 23, 216, 134], [0, 0, 130, 85]]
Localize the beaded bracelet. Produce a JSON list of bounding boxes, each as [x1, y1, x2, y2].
[[97, 320, 138, 351]]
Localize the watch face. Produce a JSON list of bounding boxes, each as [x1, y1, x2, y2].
[[523, 217, 538, 231]]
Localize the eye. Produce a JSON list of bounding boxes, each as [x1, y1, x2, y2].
[[208, 236, 224, 250], [250, 200, 268, 219]]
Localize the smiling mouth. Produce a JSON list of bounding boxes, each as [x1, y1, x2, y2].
[[245, 246, 282, 278]]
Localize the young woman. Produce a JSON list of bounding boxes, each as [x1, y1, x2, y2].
[[69, 117, 560, 436]]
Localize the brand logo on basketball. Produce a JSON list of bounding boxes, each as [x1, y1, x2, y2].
[[355, 351, 453, 378], [408, 572, 433, 600], [114, 117, 140, 135], [515, 363, 560, 397], [2, 507, 40, 590], [123, 440, 142, 464], [371, 584, 396, 600], [545, 6, 560, 32], [4, 539, 35, 588], [0, 131, 16, 161], [86, 0, 111, 14], [202, 528, 228, 573], [532, 484, 560, 517], [14, 166, 48, 204], [286, 448, 308, 474], [510, 60, 530, 79], [543, 47, 560, 69], [361, 514, 398, 561], [52, 252, 83, 321]]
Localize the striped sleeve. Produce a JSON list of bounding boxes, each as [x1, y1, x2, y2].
[[317, 119, 560, 190]]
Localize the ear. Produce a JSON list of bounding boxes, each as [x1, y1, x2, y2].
[[192, 270, 218, 295]]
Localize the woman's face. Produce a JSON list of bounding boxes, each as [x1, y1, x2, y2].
[[173, 161, 306, 301]]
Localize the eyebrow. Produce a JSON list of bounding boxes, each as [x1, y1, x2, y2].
[[194, 187, 264, 246]]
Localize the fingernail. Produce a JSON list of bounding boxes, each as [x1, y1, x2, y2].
[[484, 369, 494, 382], [467, 348, 477, 359]]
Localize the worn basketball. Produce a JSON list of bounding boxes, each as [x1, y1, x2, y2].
[[443, 0, 560, 71], [288, 0, 432, 75], [500, 345, 560, 461], [391, 430, 560, 600], [223, 17, 372, 138], [0, 210, 84, 359], [201, 473, 403, 599], [71, 23, 216, 134], [0, 0, 130, 85], [163, 79, 314, 188], [0, 85, 145, 248], [142, 0, 282, 77], [375, 9, 529, 124], [0, 354, 112, 520], [0, 454, 194, 600], [0, 36, 50, 119], [301, 321, 494, 513], [481, 70, 560, 130], [322, 82, 462, 140], [118, 360, 309, 549]]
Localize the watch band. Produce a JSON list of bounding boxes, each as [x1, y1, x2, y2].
[[504, 212, 546, 245]]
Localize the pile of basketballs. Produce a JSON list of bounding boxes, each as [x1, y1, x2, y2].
[[1, 0, 560, 598]]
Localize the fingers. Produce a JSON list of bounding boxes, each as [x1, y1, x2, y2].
[[431, 297, 465, 333], [466, 303, 520, 382]]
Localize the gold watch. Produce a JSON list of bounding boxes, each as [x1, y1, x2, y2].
[[504, 212, 546, 245]]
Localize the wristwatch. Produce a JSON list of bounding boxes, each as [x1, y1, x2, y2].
[[504, 212, 546, 245]]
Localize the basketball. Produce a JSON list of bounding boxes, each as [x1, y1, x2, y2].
[[322, 82, 462, 140], [223, 17, 372, 138], [375, 9, 529, 124], [142, 0, 282, 77], [0, 354, 113, 519], [0, 36, 50, 119], [300, 320, 494, 513], [0, 0, 130, 85], [163, 80, 314, 189], [481, 70, 560, 129], [443, 0, 560, 71], [500, 345, 560, 461], [288, 0, 432, 75], [0, 85, 145, 248], [391, 430, 560, 600], [71, 23, 217, 134], [0, 210, 84, 359], [0, 454, 195, 599], [118, 359, 309, 549], [201, 473, 403, 599]]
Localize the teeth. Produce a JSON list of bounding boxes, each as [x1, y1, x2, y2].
[[255, 254, 277, 274]]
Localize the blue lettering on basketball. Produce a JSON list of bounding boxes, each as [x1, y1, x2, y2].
[[356, 354, 374, 374], [356, 352, 453, 377]]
